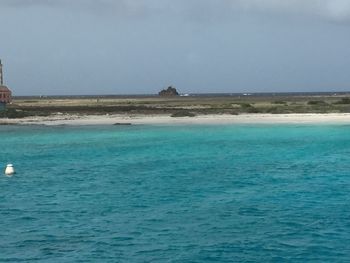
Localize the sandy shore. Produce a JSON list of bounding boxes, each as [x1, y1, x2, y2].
[[2, 113, 350, 126]]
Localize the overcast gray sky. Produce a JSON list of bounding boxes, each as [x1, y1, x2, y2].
[[1, 0, 350, 95]]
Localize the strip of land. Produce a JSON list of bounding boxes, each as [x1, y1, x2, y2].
[[2, 94, 350, 125]]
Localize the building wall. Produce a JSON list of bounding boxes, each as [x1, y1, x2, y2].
[[0, 63, 3, 85], [0, 91, 11, 103]]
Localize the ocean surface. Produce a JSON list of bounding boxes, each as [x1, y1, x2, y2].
[[1, 124, 350, 262]]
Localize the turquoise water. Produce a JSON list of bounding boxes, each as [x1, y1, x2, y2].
[[1, 124, 350, 262]]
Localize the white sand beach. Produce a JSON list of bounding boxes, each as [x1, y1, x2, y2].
[[2, 113, 350, 126]]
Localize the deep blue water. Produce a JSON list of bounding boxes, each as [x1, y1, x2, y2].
[[1, 124, 350, 262]]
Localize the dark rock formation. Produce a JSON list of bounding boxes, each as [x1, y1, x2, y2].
[[158, 86, 179, 97], [113, 123, 132, 125], [171, 111, 196, 117]]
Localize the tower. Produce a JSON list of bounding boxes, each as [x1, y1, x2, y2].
[[0, 59, 3, 85], [0, 59, 12, 105]]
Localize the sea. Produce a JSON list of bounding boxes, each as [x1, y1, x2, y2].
[[1, 124, 350, 262], [13, 91, 350, 99]]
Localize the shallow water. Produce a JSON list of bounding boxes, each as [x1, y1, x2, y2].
[[1, 124, 350, 262]]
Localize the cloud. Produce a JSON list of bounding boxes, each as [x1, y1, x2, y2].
[[1, 0, 58, 7], [325, 0, 350, 21], [0, 0, 156, 18], [1, 0, 350, 22], [234, 0, 350, 22]]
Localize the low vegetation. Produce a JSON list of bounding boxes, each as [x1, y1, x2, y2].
[[239, 103, 260, 113], [272, 100, 287, 105], [334, 97, 350, 104], [0, 108, 37, 119], [307, 100, 327, 105]]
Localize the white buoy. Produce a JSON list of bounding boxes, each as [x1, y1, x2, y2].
[[5, 164, 15, 176]]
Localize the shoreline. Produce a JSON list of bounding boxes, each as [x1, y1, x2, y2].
[[2, 113, 350, 126]]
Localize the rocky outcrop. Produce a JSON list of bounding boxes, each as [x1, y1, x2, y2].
[[158, 86, 179, 97], [113, 123, 132, 125]]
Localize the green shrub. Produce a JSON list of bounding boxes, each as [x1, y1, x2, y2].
[[245, 106, 260, 113], [307, 100, 327, 105], [265, 107, 285, 114], [238, 103, 260, 113], [334, 97, 350, 104], [272, 100, 287, 105], [239, 103, 252, 108]]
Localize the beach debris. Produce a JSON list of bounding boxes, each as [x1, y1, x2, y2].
[[5, 164, 15, 176]]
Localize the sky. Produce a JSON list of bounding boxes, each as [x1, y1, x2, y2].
[[1, 0, 350, 95]]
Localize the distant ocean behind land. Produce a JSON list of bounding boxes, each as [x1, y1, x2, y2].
[[1, 124, 350, 262], [13, 91, 350, 99]]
